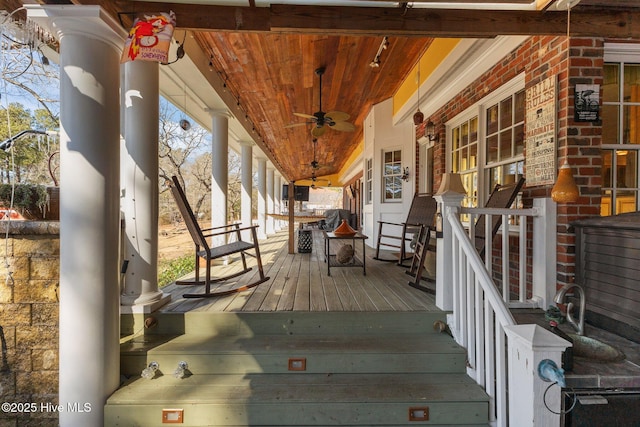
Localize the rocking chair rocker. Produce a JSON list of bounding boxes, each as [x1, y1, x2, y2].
[[168, 176, 269, 298], [374, 193, 438, 266]]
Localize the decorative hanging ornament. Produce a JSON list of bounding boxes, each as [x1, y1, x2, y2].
[[179, 119, 191, 131], [551, 161, 579, 203]]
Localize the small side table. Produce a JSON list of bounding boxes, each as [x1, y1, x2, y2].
[[322, 231, 368, 276]]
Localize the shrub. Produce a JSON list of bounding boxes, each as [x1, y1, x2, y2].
[[158, 254, 195, 288]]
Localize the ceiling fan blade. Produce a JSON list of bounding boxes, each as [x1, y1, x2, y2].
[[330, 121, 356, 132], [325, 111, 350, 122], [293, 112, 316, 119], [311, 126, 327, 137], [284, 122, 308, 128]]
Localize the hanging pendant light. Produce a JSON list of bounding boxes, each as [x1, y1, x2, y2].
[[413, 64, 424, 125], [552, 161, 579, 203]]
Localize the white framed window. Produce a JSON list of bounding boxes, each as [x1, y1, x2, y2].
[[447, 74, 525, 207], [601, 43, 640, 215], [382, 149, 403, 202], [365, 158, 373, 205]]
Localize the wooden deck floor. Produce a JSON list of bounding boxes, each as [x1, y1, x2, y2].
[[160, 229, 438, 313]]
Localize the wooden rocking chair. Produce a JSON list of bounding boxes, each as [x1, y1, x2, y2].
[[474, 177, 525, 259], [374, 193, 438, 266], [168, 176, 269, 298], [405, 223, 435, 292]]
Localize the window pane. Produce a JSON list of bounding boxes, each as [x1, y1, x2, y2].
[[601, 104, 620, 144], [469, 143, 477, 168], [452, 150, 460, 173], [461, 122, 469, 147], [624, 64, 640, 103], [470, 117, 478, 143], [393, 150, 401, 162], [384, 151, 392, 163], [487, 105, 498, 135], [487, 134, 498, 163], [384, 177, 394, 199], [452, 127, 460, 150], [514, 89, 525, 123], [602, 150, 613, 188], [514, 123, 525, 155], [500, 129, 512, 160], [624, 105, 640, 145], [616, 190, 637, 214], [617, 150, 637, 188], [500, 97, 513, 129], [461, 146, 468, 170], [603, 64, 620, 103]]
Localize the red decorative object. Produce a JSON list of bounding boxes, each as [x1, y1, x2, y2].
[[334, 219, 356, 237]]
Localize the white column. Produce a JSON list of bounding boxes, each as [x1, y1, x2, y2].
[[274, 175, 282, 231], [211, 110, 230, 245], [28, 5, 125, 426], [257, 158, 267, 239], [504, 325, 570, 427], [266, 166, 275, 235], [240, 141, 253, 233], [120, 59, 170, 312], [434, 192, 465, 311]]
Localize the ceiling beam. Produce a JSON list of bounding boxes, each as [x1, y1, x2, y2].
[[114, 2, 640, 39], [268, 5, 638, 38]]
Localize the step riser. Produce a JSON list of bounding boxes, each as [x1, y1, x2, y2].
[[122, 352, 467, 376], [123, 311, 450, 337], [105, 402, 489, 426]]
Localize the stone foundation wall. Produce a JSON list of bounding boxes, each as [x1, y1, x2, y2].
[[0, 221, 60, 427]]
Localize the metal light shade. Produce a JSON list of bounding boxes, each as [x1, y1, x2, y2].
[[436, 172, 467, 195], [551, 162, 579, 203], [413, 109, 424, 125]]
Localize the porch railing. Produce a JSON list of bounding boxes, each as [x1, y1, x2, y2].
[[436, 195, 563, 427]]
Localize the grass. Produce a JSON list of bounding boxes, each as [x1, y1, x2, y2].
[[158, 254, 195, 288]]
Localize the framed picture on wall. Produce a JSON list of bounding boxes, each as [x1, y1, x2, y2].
[[574, 84, 600, 122]]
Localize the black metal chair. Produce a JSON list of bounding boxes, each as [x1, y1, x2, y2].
[[168, 176, 269, 298], [374, 193, 438, 266]]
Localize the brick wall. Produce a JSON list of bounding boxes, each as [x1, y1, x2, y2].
[[416, 36, 604, 285], [416, 35, 606, 291], [0, 222, 60, 427]]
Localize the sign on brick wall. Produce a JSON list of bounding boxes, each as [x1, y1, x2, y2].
[[525, 76, 557, 186]]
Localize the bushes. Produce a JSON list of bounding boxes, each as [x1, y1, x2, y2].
[[158, 254, 195, 288]]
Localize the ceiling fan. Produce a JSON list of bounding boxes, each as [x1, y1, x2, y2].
[[302, 138, 324, 170], [310, 171, 331, 189], [286, 67, 356, 137]]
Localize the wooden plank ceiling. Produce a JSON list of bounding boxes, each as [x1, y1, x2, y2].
[[11, 0, 640, 182], [195, 32, 430, 181]]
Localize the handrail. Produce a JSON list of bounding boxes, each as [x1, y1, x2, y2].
[[439, 197, 557, 426], [460, 206, 539, 217], [447, 210, 516, 327]]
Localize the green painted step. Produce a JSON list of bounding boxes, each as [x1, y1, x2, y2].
[[105, 373, 489, 426], [121, 333, 466, 376]]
